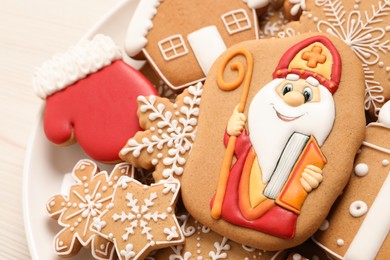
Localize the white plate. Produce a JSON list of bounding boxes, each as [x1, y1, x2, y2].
[[22, 1, 143, 259]]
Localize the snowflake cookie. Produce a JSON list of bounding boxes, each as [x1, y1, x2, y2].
[[91, 177, 184, 260], [151, 214, 286, 260], [283, 0, 390, 117], [46, 159, 133, 259], [119, 82, 203, 183]]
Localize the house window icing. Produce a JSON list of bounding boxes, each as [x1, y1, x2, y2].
[[158, 34, 188, 61], [221, 9, 251, 35]]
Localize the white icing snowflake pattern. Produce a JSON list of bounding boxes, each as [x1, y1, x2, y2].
[[120, 82, 203, 182], [46, 159, 132, 259], [91, 177, 184, 260]]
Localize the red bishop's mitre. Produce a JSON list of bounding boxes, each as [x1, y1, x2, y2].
[[272, 35, 342, 94]]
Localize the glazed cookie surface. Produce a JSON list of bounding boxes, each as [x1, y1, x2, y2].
[[181, 33, 366, 250]]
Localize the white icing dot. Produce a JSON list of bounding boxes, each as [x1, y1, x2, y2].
[[349, 200, 368, 217], [114, 176, 118, 181], [195, 220, 198, 224], [197, 231, 201, 235], [102, 186, 107, 191], [152, 159, 158, 165], [61, 202, 65, 207], [173, 104, 178, 109], [293, 254, 302, 260], [354, 4, 359, 9], [337, 239, 344, 246], [379, 62, 384, 68], [84, 183, 88, 188], [50, 201, 55, 207], [121, 168, 126, 174], [82, 176, 87, 181], [84, 189, 89, 194], [59, 241, 64, 246], [354, 163, 369, 177], [108, 181, 113, 186], [73, 203, 77, 208], [158, 129, 163, 134], [157, 153, 163, 158], [80, 165, 86, 170], [197, 226, 201, 230], [143, 185, 149, 190], [107, 203, 114, 209], [307, 13, 313, 18], [100, 244, 105, 250], [74, 222, 78, 226], [196, 237, 200, 241], [175, 111, 180, 116], [386, 67, 390, 72], [386, 26, 390, 32], [109, 233, 113, 239], [197, 243, 201, 247], [70, 227, 75, 232], [150, 127, 156, 131], [313, 17, 319, 22], [319, 220, 329, 231], [245, 258, 249, 260], [382, 159, 389, 166], [355, 0, 360, 3], [197, 249, 201, 254], [137, 214, 142, 219], [67, 202, 72, 207], [78, 218, 82, 222], [167, 207, 172, 213], [150, 241, 155, 246]]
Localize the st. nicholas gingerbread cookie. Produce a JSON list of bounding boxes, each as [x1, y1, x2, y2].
[[33, 34, 158, 163], [181, 33, 366, 250], [46, 159, 133, 259], [313, 101, 390, 260]]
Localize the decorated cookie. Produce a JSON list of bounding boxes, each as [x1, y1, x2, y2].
[[283, 0, 306, 20], [313, 101, 390, 259], [91, 177, 184, 259], [125, 0, 267, 91], [33, 34, 158, 163], [259, 5, 292, 39], [46, 159, 133, 258], [151, 214, 287, 259], [181, 33, 366, 250], [119, 83, 203, 183], [283, 0, 390, 118]]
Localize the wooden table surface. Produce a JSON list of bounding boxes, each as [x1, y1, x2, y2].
[[0, 0, 123, 258]]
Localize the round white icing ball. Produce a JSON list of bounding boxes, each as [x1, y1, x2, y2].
[[354, 163, 369, 177], [378, 101, 390, 126], [349, 200, 368, 217]]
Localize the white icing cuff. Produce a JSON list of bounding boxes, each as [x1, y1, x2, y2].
[[33, 34, 122, 99], [125, 0, 161, 57]]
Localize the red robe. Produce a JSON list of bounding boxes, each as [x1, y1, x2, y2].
[[211, 129, 298, 239]]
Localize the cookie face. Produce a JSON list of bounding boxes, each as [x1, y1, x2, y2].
[[125, 0, 261, 90], [119, 83, 203, 183], [91, 177, 184, 259], [313, 101, 390, 259], [181, 33, 366, 250], [46, 159, 133, 259], [34, 34, 158, 163], [283, 0, 390, 118], [152, 214, 287, 260]]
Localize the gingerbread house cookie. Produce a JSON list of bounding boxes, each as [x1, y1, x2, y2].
[[181, 33, 366, 250], [125, 0, 269, 91], [283, 0, 390, 118], [313, 101, 390, 260]]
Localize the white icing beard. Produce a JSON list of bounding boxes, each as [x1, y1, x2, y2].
[[248, 78, 335, 184]]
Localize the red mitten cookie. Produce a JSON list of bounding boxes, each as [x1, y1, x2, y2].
[[33, 34, 158, 163]]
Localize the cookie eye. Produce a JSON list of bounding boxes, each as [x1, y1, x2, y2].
[[282, 84, 293, 96], [302, 87, 313, 103]]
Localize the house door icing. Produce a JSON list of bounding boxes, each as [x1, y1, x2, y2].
[[187, 26, 227, 76]]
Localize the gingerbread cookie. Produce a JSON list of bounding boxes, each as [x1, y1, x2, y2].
[[313, 101, 390, 259], [283, 0, 306, 20], [119, 83, 203, 183], [283, 0, 390, 118], [91, 177, 184, 259], [46, 159, 133, 258], [33, 34, 158, 163], [151, 214, 287, 259], [181, 33, 366, 250], [259, 5, 292, 38], [125, 0, 264, 91]]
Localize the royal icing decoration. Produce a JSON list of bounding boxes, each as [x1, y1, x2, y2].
[[46, 160, 132, 259], [120, 83, 203, 182], [354, 163, 369, 177], [349, 200, 368, 217], [91, 177, 184, 259], [151, 214, 284, 260], [288, 0, 306, 16], [259, 6, 291, 39], [283, 0, 390, 116], [33, 34, 122, 99]]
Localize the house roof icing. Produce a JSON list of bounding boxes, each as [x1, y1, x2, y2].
[[125, 0, 162, 57]]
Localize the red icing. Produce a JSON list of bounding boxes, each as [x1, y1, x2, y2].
[[272, 35, 342, 94], [211, 130, 297, 239], [43, 60, 158, 162]]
